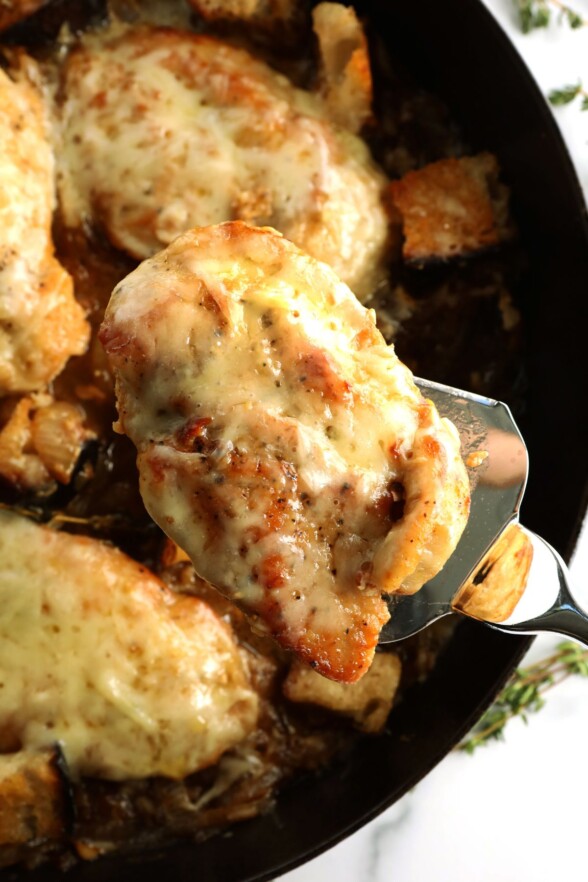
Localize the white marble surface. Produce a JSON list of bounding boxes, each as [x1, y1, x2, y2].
[[280, 3, 588, 880]]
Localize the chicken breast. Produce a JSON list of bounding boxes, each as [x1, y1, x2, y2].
[[0, 509, 258, 780], [58, 24, 391, 301], [100, 223, 470, 683], [0, 56, 89, 395]]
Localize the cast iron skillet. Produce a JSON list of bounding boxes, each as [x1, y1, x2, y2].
[[5, 0, 588, 879]]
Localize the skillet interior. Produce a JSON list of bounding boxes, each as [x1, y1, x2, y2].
[[3, 0, 587, 879]]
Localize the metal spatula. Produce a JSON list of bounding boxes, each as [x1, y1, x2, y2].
[[378, 379, 588, 646]]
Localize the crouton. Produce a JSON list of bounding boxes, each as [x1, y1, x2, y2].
[[283, 653, 402, 733], [389, 153, 511, 263]]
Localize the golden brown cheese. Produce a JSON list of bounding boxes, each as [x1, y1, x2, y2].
[[0, 56, 89, 395], [100, 222, 470, 683], [58, 24, 390, 301], [389, 153, 511, 263], [0, 510, 258, 780]]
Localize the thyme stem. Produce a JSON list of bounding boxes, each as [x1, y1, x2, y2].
[[459, 641, 588, 753], [548, 0, 587, 26]]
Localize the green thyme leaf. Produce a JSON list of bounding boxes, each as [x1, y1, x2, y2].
[[459, 641, 588, 753], [515, 0, 587, 31], [564, 7, 584, 27], [517, 0, 551, 31], [548, 82, 583, 105]]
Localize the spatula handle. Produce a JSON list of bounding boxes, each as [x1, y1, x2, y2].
[[489, 529, 588, 646]]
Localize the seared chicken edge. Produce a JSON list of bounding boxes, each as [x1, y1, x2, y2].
[[100, 222, 470, 683]]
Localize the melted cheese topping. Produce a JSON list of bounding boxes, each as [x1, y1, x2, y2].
[[101, 223, 470, 682], [0, 57, 88, 395], [0, 510, 258, 780], [58, 24, 390, 301]]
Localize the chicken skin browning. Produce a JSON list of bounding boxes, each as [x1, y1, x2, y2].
[[101, 223, 470, 683], [0, 57, 89, 395], [58, 24, 391, 301]]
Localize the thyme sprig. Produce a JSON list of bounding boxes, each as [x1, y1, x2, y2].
[[514, 1, 588, 113], [515, 0, 587, 32], [459, 641, 588, 754], [548, 80, 588, 110]]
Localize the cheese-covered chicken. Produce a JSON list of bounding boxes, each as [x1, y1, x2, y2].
[[100, 223, 470, 683], [58, 24, 390, 301], [0, 57, 88, 395], [0, 509, 258, 780]]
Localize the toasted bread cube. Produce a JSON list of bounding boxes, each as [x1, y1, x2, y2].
[[389, 153, 511, 263], [0, 748, 71, 866], [312, 2, 373, 133], [283, 653, 401, 733], [452, 524, 533, 623]]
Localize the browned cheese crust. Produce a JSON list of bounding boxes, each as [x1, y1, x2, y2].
[[58, 23, 392, 302], [100, 222, 470, 683]]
